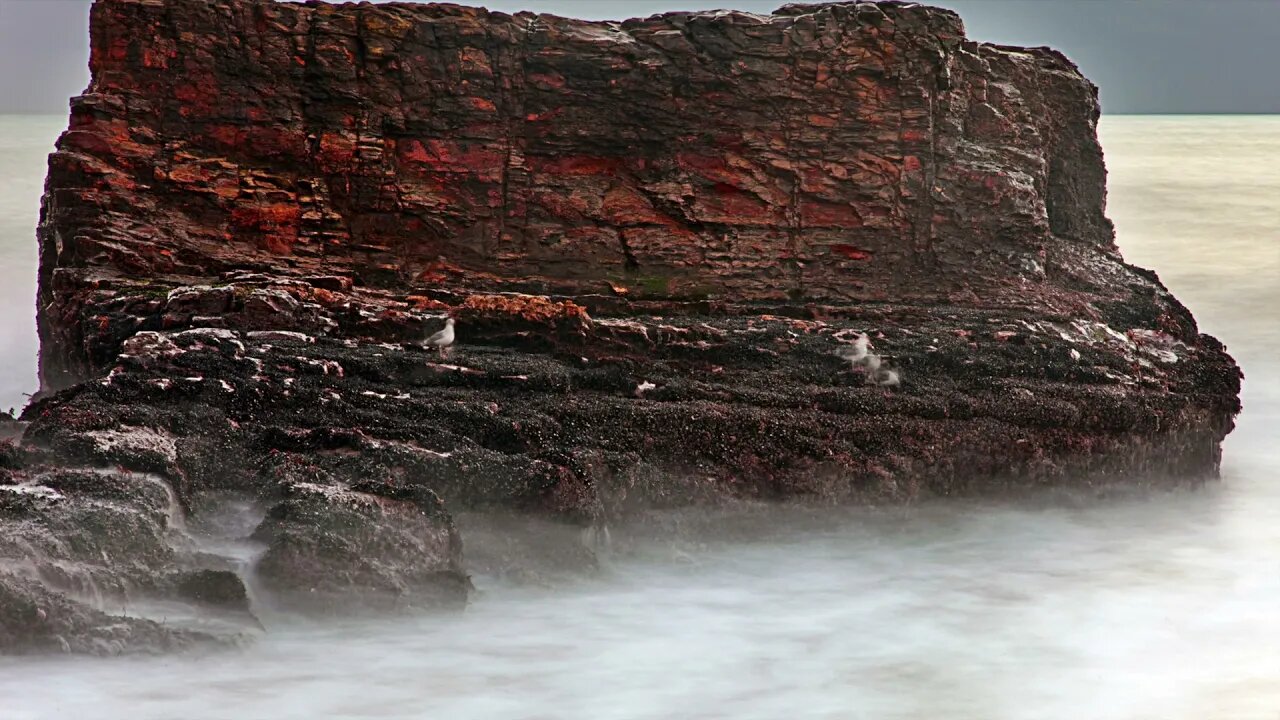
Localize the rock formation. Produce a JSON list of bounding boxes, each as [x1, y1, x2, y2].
[[3, 0, 1240, 653]]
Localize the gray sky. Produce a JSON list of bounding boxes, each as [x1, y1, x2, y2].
[[1, 0, 1277, 114]]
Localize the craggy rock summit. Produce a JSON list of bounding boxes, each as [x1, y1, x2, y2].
[[6, 0, 1239, 652]]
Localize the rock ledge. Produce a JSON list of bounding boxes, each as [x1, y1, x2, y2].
[[5, 0, 1241, 653]]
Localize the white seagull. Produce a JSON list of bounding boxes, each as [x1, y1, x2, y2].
[[835, 333, 870, 364], [424, 317, 456, 358], [834, 333, 902, 388]]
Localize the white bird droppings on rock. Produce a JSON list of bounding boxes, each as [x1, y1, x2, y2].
[[99, 367, 125, 387], [85, 427, 179, 466], [0, 484, 64, 501], [246, 330, 315, 344]]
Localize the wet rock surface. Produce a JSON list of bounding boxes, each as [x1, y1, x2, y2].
[[251, 468, 470, 614], [0, 463, 233, 653], [9, 0, 1241, 653]]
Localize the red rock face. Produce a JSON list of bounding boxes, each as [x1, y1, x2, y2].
[[41, 0, 1115, 388], [10, 1, 1245, 646]]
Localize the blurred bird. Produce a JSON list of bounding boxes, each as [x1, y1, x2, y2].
[[835, 333, 870, 364], [872, 368, 901, 387], [860, 353, 901, 387], [834, 333, 902, 388], [424, 317, 455, 358]]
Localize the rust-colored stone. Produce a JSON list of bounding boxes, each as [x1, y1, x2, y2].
[[460, 294, 592, 325], [39, 0, 1133, 389], [9, 0, 1243, 649]]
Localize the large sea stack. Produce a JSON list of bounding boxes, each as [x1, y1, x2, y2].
[[3, 0, 1240, 653]]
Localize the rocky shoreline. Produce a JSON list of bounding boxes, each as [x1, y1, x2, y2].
[[2, 0, 1240, 653]]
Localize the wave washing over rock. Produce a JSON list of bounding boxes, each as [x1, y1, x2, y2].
[[2, 0, 1239, 653]]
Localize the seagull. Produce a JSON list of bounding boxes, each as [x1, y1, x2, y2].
[[423, 317, 455, 358], [835, 333, 901, 387], [871, 368, 900, 387], [835, 333, 870, 364], [858, 353, 901, 386]]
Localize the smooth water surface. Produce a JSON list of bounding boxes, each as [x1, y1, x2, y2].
[[1, 115, 1277, 719], [0, 115, 49, 414]]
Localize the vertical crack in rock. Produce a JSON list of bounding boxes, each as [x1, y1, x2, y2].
[[778, 106, 805, 300], [920, 54, 941, 271]]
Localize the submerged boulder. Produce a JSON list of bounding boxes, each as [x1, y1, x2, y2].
[[0, 571, 211, 656], [0, 467, 242, 654], [252, 478, 470, 614], [168, 569, 252, 613]]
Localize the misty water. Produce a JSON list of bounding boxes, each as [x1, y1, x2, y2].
[[1, 115, 1277, 719]]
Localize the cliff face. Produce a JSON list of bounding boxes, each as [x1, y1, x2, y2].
[[42, 0, 1115, 387], [7, 0, 1241, 653]]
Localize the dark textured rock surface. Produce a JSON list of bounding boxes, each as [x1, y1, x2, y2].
[[46, 0, 1138, 387], [8, 0, 1241, 653], [251, 465, 470, 613], [0, 462, 234, 653]]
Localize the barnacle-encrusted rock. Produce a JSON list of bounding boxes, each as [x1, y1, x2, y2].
[[9, 0, 1241, 654]]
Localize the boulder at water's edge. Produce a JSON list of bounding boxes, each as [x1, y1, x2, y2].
[[4, 0, 1240, 653]]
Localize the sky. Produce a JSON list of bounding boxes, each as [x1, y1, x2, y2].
[[1, 0, 1277, 115]]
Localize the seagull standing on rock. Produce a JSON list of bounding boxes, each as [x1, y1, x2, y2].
[[835, 333, 870, 364], [834, 332, 901, 387], [424, 317, 456, 358]]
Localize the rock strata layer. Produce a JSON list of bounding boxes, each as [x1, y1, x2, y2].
[[5, 0, 1241, 653]]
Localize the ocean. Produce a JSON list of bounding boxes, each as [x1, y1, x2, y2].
[[0, 114, 1277, 719], [0, 116, 45, 415]]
